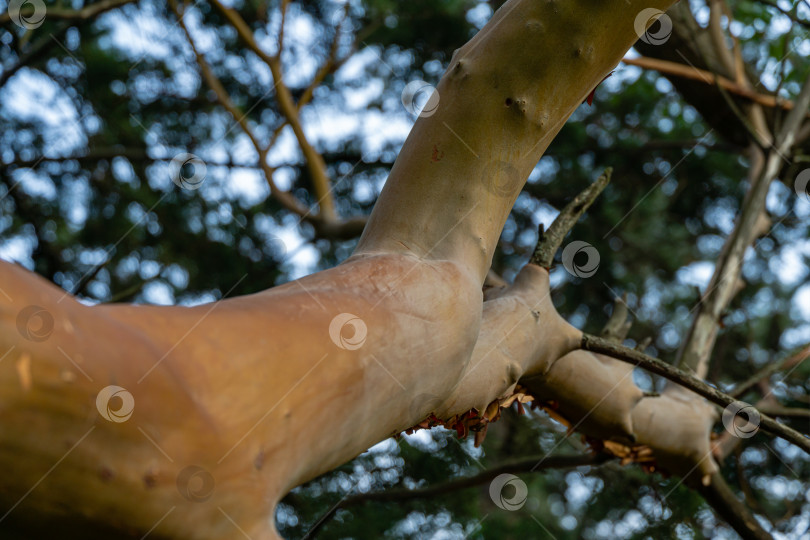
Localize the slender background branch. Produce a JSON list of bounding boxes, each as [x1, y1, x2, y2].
[[581, 334, 810, 453], [302, 453, 612, 540]]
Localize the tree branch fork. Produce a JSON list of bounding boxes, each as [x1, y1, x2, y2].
[[418, 153, 805, 539], [3, 2, 809, 540]]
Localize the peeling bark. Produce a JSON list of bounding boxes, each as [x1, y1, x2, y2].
[[13, 1, 782, 539]]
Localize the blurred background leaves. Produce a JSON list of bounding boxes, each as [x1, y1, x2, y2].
[[1, 0, 809, 538]]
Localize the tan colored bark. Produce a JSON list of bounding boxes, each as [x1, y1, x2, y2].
[[436, 265, 582, 419], [622, 56, 802, 113], [355, 0, 675, 280], [677, 66, 810, 377], [445, 262, 720, 483], [0, 1, 680, 538]]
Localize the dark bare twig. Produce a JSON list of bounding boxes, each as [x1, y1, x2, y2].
[[695, 472, 772, 540], [580, 334, 810, 454], [622, 57, 805, 115], [530, 168, 611, 268], [0, 0, 135, 23], [731, 344, 810, 399], [301, 453, 611, 540], [601, 294, 632, 342], [758, 0, 810, 30]]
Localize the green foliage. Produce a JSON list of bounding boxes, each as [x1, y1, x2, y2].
[[1, 0, 808, 538]]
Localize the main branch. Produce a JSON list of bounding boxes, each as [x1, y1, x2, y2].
[[581, 334, 810, 454]]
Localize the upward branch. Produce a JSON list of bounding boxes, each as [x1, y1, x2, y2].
[[208, 0, 338, 221], [677, 68, 810, 376], [531, 168, 611, 268], [354, 0, 677, 283], [170, 0, 310, 219]]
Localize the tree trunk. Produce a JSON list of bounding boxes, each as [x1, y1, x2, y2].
[[7, 1, 758, 539]]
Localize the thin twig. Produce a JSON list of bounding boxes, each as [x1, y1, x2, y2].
[[707, 0, 736, 78], [0, 0, 135, 23], [295, 3, 350, 109], [757, 0, 810, 30], [530, 168, 611, 268], [677, 68, 810, 377], [693, 3, 773, 147], [208, 0, 337, 220], [622, 57, 804, 115], [719, 0, 746, 86], [170, 0, 309, 219], [601, 294, 632, 342], [730, 344, 810, 399], [757, 405, 810, 420], [1, 147, 293, 169], [301, 453, 611, 539], [675, 142, 767, 376], [580, 334, 810, 454], [695, 472, 772, 540], [278, 0, 290, 55]]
